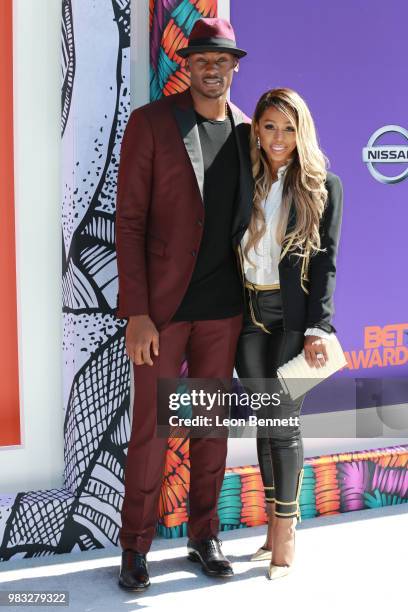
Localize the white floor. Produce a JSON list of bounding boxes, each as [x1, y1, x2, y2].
[[0, 503, 407, 612]]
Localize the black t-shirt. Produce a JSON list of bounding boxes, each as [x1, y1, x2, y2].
[[172, 110, 243, 321]]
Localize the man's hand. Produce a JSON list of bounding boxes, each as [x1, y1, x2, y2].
[[125, 315, 159, 366], [304, 335, 329, 368]]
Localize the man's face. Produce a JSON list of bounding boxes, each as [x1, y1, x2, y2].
[[186, 51, 239, 99]]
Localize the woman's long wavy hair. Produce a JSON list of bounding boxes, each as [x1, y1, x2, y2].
[[244, 88, 329, 293]]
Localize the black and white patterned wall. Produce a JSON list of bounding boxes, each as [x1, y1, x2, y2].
[[0, 0, 131, 560]]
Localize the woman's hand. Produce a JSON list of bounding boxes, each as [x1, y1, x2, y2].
[[304, 335, 329, 368]]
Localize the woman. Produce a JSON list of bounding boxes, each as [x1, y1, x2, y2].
[[235, 88, 343, 579]]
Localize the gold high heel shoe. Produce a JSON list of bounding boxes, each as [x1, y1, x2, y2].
[[251, 497, 275, 561], [267, 529, 296, 580], [267, 513, 298, 580], [250, 546, 272, 562], [268, 562, 293, 580], [267, 470, 303, 580]]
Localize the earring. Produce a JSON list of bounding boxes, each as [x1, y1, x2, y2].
[[256, 136, 261, 150]]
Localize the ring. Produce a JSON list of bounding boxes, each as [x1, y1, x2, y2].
[[316, 353, 324, 358]]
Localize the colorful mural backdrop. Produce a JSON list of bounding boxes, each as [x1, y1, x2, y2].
[[159, 445, 408, 538], [1, 444, 407, 559], [1, 1, 406, 561], [0, 0, 21, 447], [150, 0, 217, 100]]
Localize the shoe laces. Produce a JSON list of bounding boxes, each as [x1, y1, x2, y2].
[[204, 537, 222, 553]]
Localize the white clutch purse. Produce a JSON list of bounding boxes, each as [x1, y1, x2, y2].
[[276, 334, 348, 401]]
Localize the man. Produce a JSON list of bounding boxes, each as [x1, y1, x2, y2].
[[115, 17, 253, 591]]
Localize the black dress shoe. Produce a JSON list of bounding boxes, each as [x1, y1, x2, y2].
[[118, 550, 150, 591], [187, 537, 234, 578]]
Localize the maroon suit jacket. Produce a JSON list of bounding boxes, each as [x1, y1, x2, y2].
[[115, 88, 253, 329]]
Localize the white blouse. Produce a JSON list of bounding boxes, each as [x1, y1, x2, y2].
[[241, 163, 287, 286], [240, 163, 332, 340]]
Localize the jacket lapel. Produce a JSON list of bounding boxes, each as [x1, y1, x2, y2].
[[171, 91, 254, 224], [172, 91, 204, 203], [228, 103, 254, 246]]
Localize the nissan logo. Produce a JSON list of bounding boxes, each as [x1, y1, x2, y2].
[[362, 125, 408, 184]]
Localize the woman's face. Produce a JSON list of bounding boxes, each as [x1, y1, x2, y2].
[[256, 106, 297, 168]]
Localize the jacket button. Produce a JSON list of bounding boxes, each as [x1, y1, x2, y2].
[[197, 220, 203, 227], [191, 250, 197, 257]]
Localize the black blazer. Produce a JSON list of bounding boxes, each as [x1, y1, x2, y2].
[[236, 171, 343, 334]]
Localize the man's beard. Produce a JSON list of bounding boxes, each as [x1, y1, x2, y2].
[[200, 90, 226, 99], [195, 83, 228, 99]]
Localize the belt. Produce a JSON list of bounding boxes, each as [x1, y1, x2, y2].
[[245, 280, 280, 291]]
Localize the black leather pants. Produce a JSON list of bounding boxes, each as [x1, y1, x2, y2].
[[235, 287, 305, 521]]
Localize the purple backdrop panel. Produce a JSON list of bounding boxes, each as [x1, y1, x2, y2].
[[231, 1, 408, 377]]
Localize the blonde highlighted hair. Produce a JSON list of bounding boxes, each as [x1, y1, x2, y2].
[[244, 87, 329, 293]]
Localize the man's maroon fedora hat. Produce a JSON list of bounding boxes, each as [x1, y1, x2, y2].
[[176, 17, 247, 59]]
